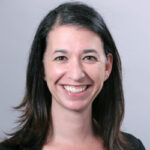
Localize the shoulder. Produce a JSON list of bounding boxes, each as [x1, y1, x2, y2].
[[122, 132, 146, 150], [0, 144, 13, 150]]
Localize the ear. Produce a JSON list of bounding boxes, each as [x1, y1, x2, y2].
[[104, 53, 113, 81]]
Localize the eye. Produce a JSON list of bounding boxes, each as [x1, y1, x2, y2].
[[54, 56, 68, 61], [83, 56, 97, 62]]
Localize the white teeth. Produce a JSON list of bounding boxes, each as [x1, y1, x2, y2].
[[64, 86, 87, 93]]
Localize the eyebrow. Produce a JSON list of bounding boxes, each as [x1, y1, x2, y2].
[[83, 49, 98, 54], [53, 49, 98, 54], [53, 49, 67, 54]]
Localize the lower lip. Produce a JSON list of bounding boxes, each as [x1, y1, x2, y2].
[[62, 86, 90, 97]]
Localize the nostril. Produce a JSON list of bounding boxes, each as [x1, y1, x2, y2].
[[67, 60, 86, 81], [68, 67, 85, 81]]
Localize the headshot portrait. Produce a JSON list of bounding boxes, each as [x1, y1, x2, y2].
[[0, 0, 149, 150]]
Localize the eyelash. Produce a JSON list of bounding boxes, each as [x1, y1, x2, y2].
[[54, 55, 97, 62], [54, 56, 68, 61], [83, 56, 97, 61]]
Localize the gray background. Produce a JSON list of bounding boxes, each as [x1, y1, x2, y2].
[[0, 0, 149, 149]]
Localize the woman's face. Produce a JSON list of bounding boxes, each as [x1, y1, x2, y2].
[[43, 25, 112, 112]]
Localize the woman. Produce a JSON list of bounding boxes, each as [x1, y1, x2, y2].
[[0, 2, 145, 150]]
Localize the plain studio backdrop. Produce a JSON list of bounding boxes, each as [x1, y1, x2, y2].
[[0, 0, 149, 149]]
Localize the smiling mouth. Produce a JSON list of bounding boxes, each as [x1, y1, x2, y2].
[[63, 85, 88, 93]]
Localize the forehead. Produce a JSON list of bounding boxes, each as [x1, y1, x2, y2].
[[46, 25, 104, 53]]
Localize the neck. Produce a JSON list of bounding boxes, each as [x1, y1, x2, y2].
[[49, 101, 95, 144]]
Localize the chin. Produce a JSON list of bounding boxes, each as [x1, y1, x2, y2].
[[60, 99, 92, 112]]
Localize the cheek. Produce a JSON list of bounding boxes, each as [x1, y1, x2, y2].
[[44, 64, 66, 95], [44, 64, 66, 83], [86, 65, 105, 83]]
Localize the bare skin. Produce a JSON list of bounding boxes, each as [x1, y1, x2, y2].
[[42, 25, 112, 150], [42, 101, 106, 150]]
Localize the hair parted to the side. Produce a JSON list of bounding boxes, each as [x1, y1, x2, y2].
[[1, 2, 129, 150]]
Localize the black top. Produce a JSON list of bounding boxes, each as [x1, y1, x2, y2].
[[123, 133, 145, 150], [0, 146, 12, 150], [0, 133, 146, 150]]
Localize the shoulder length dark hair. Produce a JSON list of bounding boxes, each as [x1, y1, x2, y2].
[[2, 2, 129, 150]]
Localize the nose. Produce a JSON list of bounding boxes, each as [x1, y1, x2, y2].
[[67, 58, 85, 82]]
